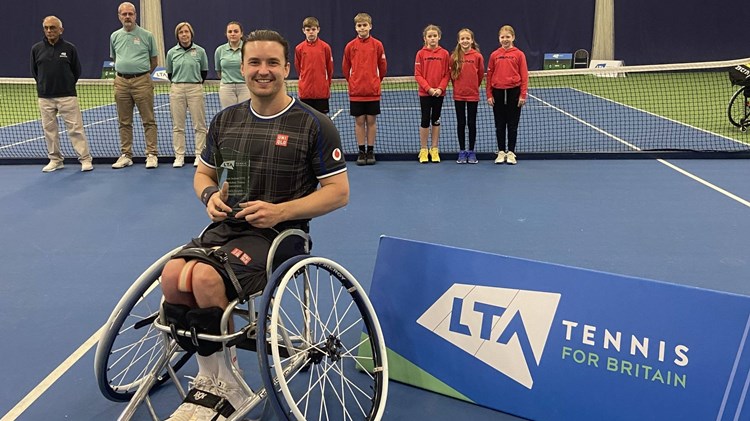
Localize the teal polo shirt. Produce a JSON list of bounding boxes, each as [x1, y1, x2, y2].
[[214, 42, 244, 83], [110, 25, 157, 74], [166, 43, 208, 83]]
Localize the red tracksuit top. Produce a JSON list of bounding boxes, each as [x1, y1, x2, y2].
[[450, 49, 485, 102], [414, 46, 450, 97], [342, 35, 387, 101], [294, 38, 333, 100], [486, 46, 528, 99]]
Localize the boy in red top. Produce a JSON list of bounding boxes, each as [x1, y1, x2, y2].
[[450, 28, 484, 164], [487, 25, 528, 165], [414, 24, 450, 163], [342, 12, 387, 165], [294, 16, 333, 114]]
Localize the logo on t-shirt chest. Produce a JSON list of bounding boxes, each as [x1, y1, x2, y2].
[[275, 134, 289, 147]]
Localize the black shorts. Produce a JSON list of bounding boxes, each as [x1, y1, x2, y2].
[[180, 221, 309, 300], [300, 98, 330, 114], [350, 100, 381, 117]]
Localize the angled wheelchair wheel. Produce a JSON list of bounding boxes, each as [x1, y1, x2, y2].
[[728, 86, 750, 130], [94, 247, 191, 402], [257, 255, 389, 421]]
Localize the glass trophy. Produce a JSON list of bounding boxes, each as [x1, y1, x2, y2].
[[215, 147, 249, 217]]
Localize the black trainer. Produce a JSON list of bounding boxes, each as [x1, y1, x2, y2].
[[366, 149, 376, 165], [356, 150, 366, 166]]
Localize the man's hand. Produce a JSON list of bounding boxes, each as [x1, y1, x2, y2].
[[206, 182, 232, 221], [235, 200, 282, 228]]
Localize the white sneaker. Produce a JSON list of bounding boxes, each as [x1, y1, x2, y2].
[[42, 161, 64, 172], [213, 379, 247, 419], [495, 151, 506, 164], [111, 155, 133, 169], [506, 151, 517, 165], [146, 154, 158, 169], [173, 155, 185, 168], [167, 375, 216, 421], [194, 157, 199, 167], [81, 161, 94, 172]]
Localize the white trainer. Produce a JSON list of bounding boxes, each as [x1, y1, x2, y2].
[[145, 154, 158, 169], [81, 161, 94, 172], [494, 151, 506, 164], [42, 161, 64, 172], [173, 155, 185, 168], [166, 375, 215, 421], [506, 151, 517, 165], [111, 155, 133, 169]]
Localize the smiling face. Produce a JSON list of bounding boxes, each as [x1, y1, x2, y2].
[[241, 40, 290, 101], [458, 30, 473, 52], [499, 29, 514, 49]]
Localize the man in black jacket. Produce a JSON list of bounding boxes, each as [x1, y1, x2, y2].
[[30, 15, 93, 172]]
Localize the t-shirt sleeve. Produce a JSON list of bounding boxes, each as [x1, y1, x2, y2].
[[311, 113, 346, 178]]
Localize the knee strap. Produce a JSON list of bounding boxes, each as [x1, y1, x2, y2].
[[162, 302, 198, 353], [187, 307, 224, 356], [172, 247, 244, 301], [178, 259, 198, 292]]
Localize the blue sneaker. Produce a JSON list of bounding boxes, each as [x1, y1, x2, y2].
[[467, 150, 478, 164], [456, 150, 468, 164]]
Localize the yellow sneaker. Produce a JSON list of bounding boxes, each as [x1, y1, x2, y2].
[[418, 148, 429, 163], [429, 147, 441, 163]]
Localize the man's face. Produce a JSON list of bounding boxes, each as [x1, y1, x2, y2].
[[303, 26, 319, 42], [118, 5, 136, 30], [43, 18, 63, 44], [241, 40, 290, 99]]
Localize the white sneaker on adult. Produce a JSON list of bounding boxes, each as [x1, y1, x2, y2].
[[166, 375, 216, 421], [145, 154, 158, 169], [495, 151, 506, 164], [111, 155, 133, 169], [194, 157, 199, 167], [173, 155, 185, 168], [81, 161, 94, 172], [506, 151, 517, 165], [42, 161, 64, 172]]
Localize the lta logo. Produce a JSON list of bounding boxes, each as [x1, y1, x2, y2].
[[417, 284, 560, 389]]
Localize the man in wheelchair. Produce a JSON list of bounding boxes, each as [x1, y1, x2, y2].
[[159, 29, 349, 421]]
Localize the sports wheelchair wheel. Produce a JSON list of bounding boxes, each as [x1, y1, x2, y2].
[[94, 247, 192, 402], [728, 86, 750, 130], [257, 255, 389, 420]]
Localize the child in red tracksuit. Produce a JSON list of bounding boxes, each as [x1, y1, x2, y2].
[[450, 28, 484, 164], [414, 24, 450, 163], [487, 25, 528, 165], [342, 12, 387, 165], [294, 16, 333, 114]]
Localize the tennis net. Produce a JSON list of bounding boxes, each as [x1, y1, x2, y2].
[[2, 57, 750, 161]]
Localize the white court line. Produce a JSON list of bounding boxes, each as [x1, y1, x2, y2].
[[1, 102, 171, 150], [0, 280, 161, 420], [0, 326, 103, 421]]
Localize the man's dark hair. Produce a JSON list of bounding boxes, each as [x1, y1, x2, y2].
[[241, 29, 289, 64]]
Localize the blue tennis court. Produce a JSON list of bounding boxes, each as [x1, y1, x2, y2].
[[2, 157, 750, 420]]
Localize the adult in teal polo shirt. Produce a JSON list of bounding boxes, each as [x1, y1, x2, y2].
[[166, 21, 208, 168], [214, 21, 250, 109], [109, 1, 159, 169]]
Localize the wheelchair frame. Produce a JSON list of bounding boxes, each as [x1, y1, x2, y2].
[[94, 229, 389, 420]]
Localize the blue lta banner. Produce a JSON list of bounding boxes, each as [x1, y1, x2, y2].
[[368, 236, 750, 420]]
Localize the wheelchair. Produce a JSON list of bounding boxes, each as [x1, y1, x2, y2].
[[94, 229, 389, 420]]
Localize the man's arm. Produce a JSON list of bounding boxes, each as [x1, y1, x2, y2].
[[236, 172, 349, 229], [150, 56, 158, 74]]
